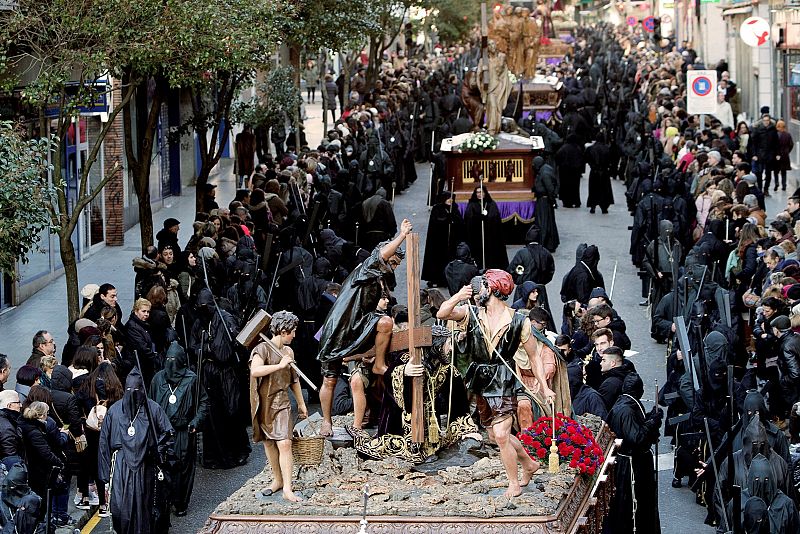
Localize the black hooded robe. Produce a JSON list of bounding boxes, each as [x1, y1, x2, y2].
[[533, 157, 560, 252], [585, 139, 614, 211], [421, 198, 463, 286], [190, 289, 250, 469], [444, 243, 480, 296], [554, 135, 586, 208], [463, 188, 507, 270], [98, 368, 175, 534], [560, 244, 605, 304], [507, 228, 556, 300], [149, 342, 209, 513], [605, 374, 661, 534]]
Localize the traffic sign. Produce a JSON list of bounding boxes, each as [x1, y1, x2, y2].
[[686, 70, 718, 115], [642, 16, 656, 33], [739, 17, 770, 47], [626, 16, 637, 27]]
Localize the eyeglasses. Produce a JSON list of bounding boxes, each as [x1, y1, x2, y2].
[[592, 318, 604, 325]]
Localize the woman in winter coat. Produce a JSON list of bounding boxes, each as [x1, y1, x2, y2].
[[74, 362, 123, 516], [19, 400, 65, 517], [775, 119, 794, 192], [125, 298, 158, 388], [324, 74, 338, 123], [145, 285, 172, 357]]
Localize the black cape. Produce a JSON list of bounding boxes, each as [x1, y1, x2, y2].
[[463, 189, 507, 270], [421, 202, 463, 285], [98, 369, 175, 534], [318, 246, 395, 364], [149, 342, 209, 511], [533, 158, 560, 252], [561, 244, 604, 304], [585, 140, 614, 210]]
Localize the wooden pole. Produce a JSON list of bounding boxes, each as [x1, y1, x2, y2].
[[406, 232, 425, 443]]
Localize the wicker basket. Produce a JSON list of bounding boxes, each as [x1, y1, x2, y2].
[[292, 435, 325, 466]]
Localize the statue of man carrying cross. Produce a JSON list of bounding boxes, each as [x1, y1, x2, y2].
[[317, 219, 432, 438]]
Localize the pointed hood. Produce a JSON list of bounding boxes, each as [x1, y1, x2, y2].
[[164, 341, 189, 384], [123, 367, 147, 417], [747, 454, 778, 504]]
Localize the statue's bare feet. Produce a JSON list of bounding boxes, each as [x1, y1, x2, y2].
[[320, 420, 333, 437], [521, 461, 540, 487], [283, 489, 303, 502], [503, 484, 522, 498]]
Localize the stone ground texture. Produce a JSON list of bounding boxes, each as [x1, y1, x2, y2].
[[215, 416, 604, 519]]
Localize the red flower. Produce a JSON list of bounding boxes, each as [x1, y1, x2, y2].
[[536, 448, 547, 458], [544, 437, 552, 447], [588, 466, 596, 475]]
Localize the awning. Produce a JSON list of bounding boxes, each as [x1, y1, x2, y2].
[[721, 5, 753, 16]]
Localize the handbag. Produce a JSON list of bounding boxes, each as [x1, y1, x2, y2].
[[86, 395, 107, 431], [742, 288, 760, 308]]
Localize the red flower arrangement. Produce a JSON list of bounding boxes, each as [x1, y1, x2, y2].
[[517, 414, 605, 476]]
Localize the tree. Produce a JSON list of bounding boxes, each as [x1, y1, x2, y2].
[[0, 121, 57, 277], [233, 66, 302, 148], [1, 0, 139, 321], [429, 0, 481, 45], [115, 0, 287, 244]]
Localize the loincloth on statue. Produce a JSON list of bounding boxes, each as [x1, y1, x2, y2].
[[476, 395, 517, 427]]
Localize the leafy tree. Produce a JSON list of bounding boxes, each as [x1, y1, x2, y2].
[[430, 0, 481, 45], [1, 0, 139, 321], [233, 66, 303, 147], [0, 121, 57, 277], [113, 0, 287, 241]]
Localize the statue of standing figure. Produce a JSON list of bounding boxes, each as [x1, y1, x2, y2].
[[478, 40, 512, 135], [521, 7, 541, 78]]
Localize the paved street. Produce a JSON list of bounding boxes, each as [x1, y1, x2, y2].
[[1, 100, 795, 533]]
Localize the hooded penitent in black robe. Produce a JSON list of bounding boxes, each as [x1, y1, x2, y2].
[[733, 390, 791, 464], [585, 138, 614, 212], [533, 157, 560, 252], [716, 418, 794, 533], [189, 289, 250, 469], [729, 455, 799, 534], [318, 245, 397, 366], [554, 134, 586, 208], [507, 226, 555, 301], [149, 341, 209, 514], [360, 188, 397, 251], [463, 187, 507, 270], [422, 194, 464, 286], [561, 244, 605, 304], [444, 243, 479, 296], [99, 368, 175, 534], [350, 327, 477, 463], [642, 220, 683, 313], [605, 373, 662, 534]]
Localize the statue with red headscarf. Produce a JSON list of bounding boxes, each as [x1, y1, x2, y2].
[[437, 269, 565, 498]]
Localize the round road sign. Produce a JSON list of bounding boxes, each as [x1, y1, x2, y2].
[[739, 17, 770, 48], [642, 16, 656, 33], [626, 16, 637, 27], [691, 76, 713, 97]]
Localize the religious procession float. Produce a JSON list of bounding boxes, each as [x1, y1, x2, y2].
[[444, 1, 575, 227], [201, 413, 618, 533]]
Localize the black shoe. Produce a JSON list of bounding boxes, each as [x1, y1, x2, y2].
[[671, 477, 682, 488], [589, 207, 596, 214], [639, 299, 648, 306], [601, 209, 609, 214], [774, 185, 779, 191]]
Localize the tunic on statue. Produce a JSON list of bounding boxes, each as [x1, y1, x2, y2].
[[318, 246, 396, 366], [453, 305, 528, 398], [249, 342, 298, 442]]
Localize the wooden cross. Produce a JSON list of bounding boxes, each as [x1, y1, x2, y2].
[[406, 232, 428, 443]]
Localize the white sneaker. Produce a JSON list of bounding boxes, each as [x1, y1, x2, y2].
[[88, 490, 100, 506], [73, 492, 83, 506]]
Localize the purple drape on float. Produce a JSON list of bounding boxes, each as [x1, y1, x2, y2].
[[457, 201, 536, 223]]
